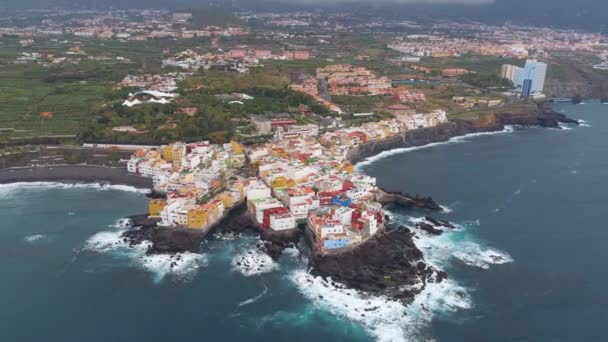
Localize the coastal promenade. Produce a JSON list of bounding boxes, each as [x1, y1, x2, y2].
[[0, 164, 153, 188]]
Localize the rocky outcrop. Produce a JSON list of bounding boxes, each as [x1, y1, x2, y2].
[[415, 216, 456, 235], [122, 224, 206, 254], [122, 204, 257, 255], [376, 188, 442, 211], [309, 225, 444, 302], [259, 226, 303, 260]]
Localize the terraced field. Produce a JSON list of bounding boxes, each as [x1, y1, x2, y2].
[[0, 65, 108, 139]]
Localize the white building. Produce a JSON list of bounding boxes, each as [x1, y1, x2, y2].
[[270, 212, 296, 231], [246, 180, 272, 201], [320, 221, 344, 238]]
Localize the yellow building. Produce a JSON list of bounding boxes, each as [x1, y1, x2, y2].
[[149, 199, 167, 218], [338, 162, 354, 174], [219, 192, 234, 209], [161, 145, 174, 161], [187, 208, 209, 229], [161, 143, 186, 168], [231, 141, 244, 154], [272, 176, 288, 190]]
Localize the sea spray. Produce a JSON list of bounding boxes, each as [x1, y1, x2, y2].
[[290, 270, 471, 342], [233, 249, 279, 276], [0, 182, 150, 198], [83, 219, 206, 282]]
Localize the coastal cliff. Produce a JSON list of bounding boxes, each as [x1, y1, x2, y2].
[[347, 104, 578, 164], [309, 225, 446, 302]]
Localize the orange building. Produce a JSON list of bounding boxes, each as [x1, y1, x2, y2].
[[149, 199, 167, 217]]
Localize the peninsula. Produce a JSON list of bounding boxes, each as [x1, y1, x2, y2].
[[108, 103, 577, 301]]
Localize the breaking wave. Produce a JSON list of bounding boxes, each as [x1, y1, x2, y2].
[[0, 182, 150, 199], [83, 219, 206, 283], [405, 216, 514, 270], [233, 249, 279, 276], [141, 252, 208, 283], [356, 126, 515, 169], [290, 270, 471, 342]]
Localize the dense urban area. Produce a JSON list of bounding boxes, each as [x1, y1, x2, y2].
[[1, 6, 605, 252]]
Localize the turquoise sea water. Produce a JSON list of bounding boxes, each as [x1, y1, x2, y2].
[[0, 102, 605, 341]]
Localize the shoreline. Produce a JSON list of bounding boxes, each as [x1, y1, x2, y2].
[[347, 105, 578, 165], [0, 164, 153, 189], [0, 104, 579, 301]]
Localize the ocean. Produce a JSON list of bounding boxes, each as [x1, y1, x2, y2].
[[0, 101, 605, 342]]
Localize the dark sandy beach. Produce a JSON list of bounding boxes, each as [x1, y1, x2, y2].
[[0, 165, 153, 188]]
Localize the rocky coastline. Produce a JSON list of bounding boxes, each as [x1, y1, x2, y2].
[[346, 104, 579, 165], [121, 202, 303, 260], [376, 188, 443, 211], [309, 104, 579, 301], [309, 223, 446, 302], [2, 103, 579, 302]]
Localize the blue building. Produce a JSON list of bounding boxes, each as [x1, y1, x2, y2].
[[332, 195, 352, 207], [522, 60, 547, 94], [503, 59, 547, 95], [324, 238, 350, 249], [522, 79, 533, 97]]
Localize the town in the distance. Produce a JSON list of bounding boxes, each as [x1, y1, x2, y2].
[[0, 5, 601, 256]]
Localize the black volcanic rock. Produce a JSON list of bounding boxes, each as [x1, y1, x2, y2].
[[309, 228, 441, 302], [417, 222, 443, 235], [376, 188, 442, 211], [259, 226, 303, 260], [122, 226, 205, 254]]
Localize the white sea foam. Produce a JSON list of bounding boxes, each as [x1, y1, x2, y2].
[[0, 182, 150, 198], [24, 234, 48, 243], [238, 284, 269, 307], [558, 123, 573, 130], [440, 205, 453, 213], [290, 270, 471, 342], [141, 252, 208, 283], [83, 230, 129, 253], [110, 218, 132, 228], [83, 222, 206, 282], [412, 223, 513, 270], [356, 126, 515, 169], [215, 232, 242, 241], [233, 249, 279, 276]]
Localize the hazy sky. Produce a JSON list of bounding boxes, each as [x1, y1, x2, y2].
[[268, 0, 494, 3]]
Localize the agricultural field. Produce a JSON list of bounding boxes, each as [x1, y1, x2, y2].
[[0, 64, 110, 141]]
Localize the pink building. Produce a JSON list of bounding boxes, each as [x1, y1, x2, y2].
[[284, 51, 310, 60], [254, 50, 272, 58], [228, 49, 247, 58]]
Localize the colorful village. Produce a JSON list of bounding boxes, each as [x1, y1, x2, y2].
[[127, 102, 448, 254]]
